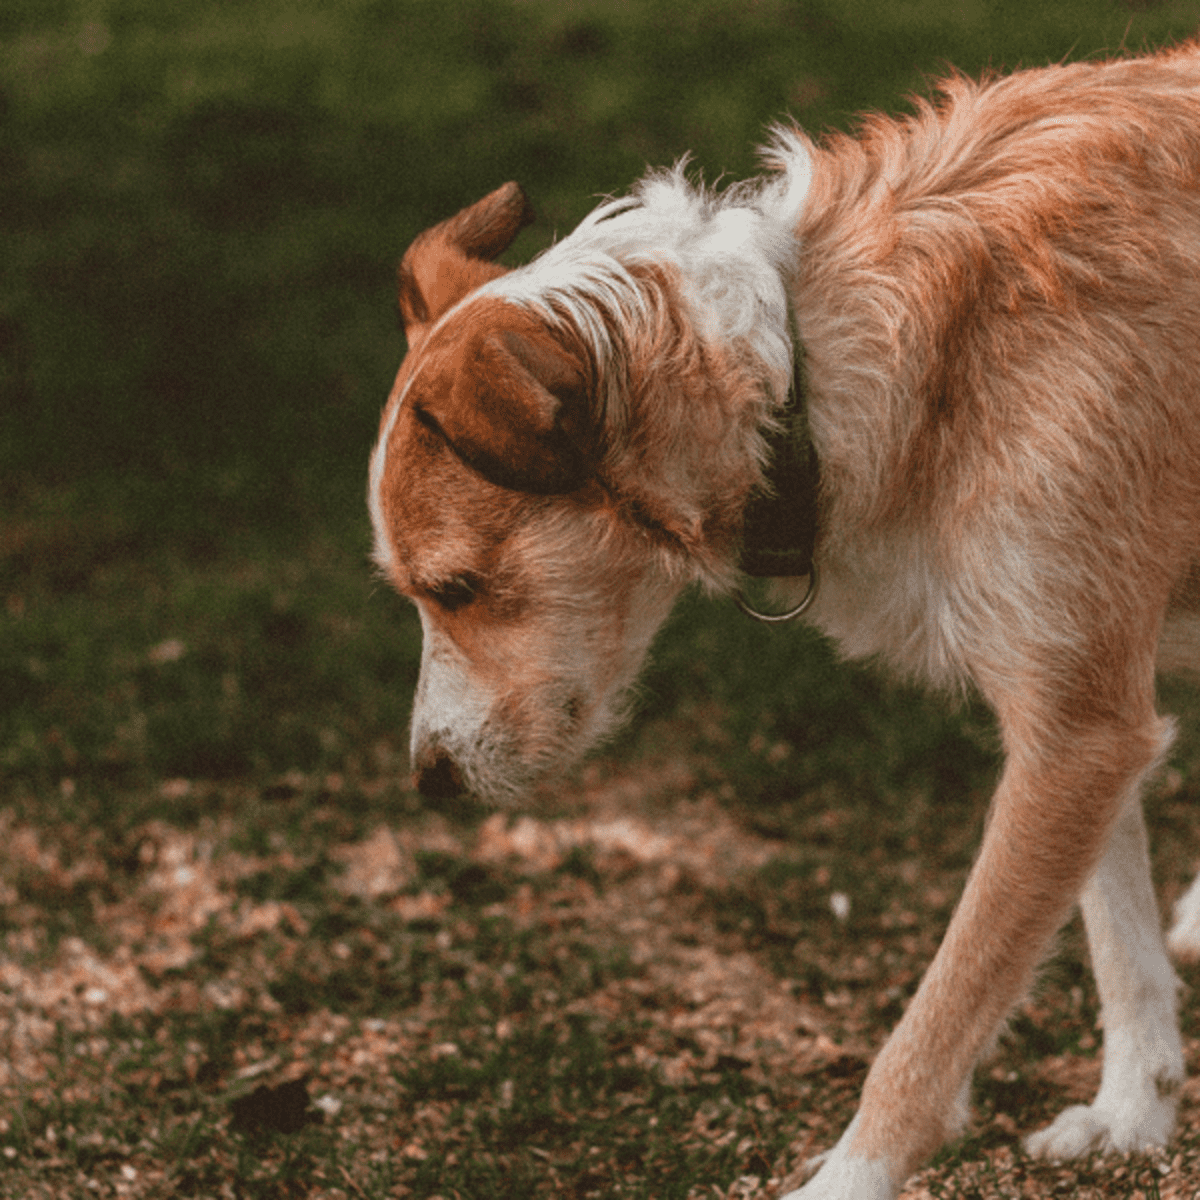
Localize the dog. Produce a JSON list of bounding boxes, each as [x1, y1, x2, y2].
[[370, 40, 1200, 1200]]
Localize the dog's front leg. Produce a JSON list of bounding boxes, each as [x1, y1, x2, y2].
[[783, 711, 1173, 1200]]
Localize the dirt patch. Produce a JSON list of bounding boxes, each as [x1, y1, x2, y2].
[[1, 758, 1199, 1197]]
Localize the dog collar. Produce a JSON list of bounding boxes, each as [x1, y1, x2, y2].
[[734, 316, 820, 622]]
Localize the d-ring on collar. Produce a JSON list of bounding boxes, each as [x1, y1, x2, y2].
[[734, 304, 820, 623]]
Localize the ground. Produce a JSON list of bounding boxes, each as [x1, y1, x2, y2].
[[3, 744, 1200, 1199]]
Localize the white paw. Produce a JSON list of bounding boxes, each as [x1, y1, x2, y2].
[[778, 1155, 895, 1200], [1166, 873, 1200, 959], [780, 1121, 897, 1200], [1024, 1096, 1176, 1161]]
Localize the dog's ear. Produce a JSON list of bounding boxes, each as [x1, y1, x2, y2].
[[399, 182, 535, 350], [416, 320, 596, 495]]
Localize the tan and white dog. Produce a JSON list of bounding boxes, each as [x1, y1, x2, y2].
[[370, 42, 1200, 1200]]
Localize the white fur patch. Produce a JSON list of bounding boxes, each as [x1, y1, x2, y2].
[[367, 393, 404, 576], [1024, 1024, 1181, 1158], [759, 123, 816, 226], [1167, 870, 1200, 958], [482, 150, 810, 414], [408, 613, 492, 769], [782, 1117, 898, 1200]]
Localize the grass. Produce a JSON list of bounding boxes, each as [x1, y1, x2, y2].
[[5, 0, 1200, 480], [0, 478, 417, 794], [8, 1, 1200, 1196]]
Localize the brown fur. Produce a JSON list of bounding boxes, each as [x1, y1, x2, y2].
[[371, 41, 1200, 1198]]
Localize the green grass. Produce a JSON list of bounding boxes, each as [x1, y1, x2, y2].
[[0, 480, 417, 795], [4, 0, 1200, 482]]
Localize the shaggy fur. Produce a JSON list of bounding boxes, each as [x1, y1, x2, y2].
[[370, 41, 1200, 1200]]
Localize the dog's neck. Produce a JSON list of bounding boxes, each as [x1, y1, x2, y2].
[[490, 163, 799, 409], [480, 152, 818, 585]]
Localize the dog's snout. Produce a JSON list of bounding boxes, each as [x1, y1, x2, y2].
[[413, 753, 466, 800]]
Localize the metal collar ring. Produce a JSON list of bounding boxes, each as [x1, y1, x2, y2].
[[733, 564, 819, 624]]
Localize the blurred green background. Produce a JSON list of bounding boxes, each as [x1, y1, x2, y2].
[[7, 0, 1200, 499], [4, 0, 1200, 802]]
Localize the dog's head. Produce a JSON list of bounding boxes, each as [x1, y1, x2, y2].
[[370, 181, 791, 803]]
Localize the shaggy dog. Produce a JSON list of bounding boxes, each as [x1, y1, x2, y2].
[[370, 41, 1200, 1200]]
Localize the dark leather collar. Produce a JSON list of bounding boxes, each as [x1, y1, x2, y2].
[[738, 330, 819, 579]]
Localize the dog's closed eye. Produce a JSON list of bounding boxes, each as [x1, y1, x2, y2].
[[426, 575, 479, 612]]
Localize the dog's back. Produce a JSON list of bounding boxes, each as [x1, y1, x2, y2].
[[784, 45, 1200, 694]]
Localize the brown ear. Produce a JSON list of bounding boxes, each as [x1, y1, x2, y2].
[[416, 316, 596, 494], [398, 182, 535, 349]]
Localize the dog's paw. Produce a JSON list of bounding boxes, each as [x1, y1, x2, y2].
[[777, 1153, 895, 1200], [1024, 1019, 1182, 1163], [1166, 873, 1200, 960], [1023, 1097, 1175, 1161], [778, 1126, 897, 1200]]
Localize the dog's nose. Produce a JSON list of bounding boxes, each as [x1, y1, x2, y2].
[[413, 753, 465, 800]]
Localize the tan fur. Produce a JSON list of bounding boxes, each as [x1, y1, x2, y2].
[[371, 41, 1200, 1198]]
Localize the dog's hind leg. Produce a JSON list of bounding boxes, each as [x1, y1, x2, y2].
[[784, 705, 1175, 1200], [1024, 792, 1184, 1159]]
